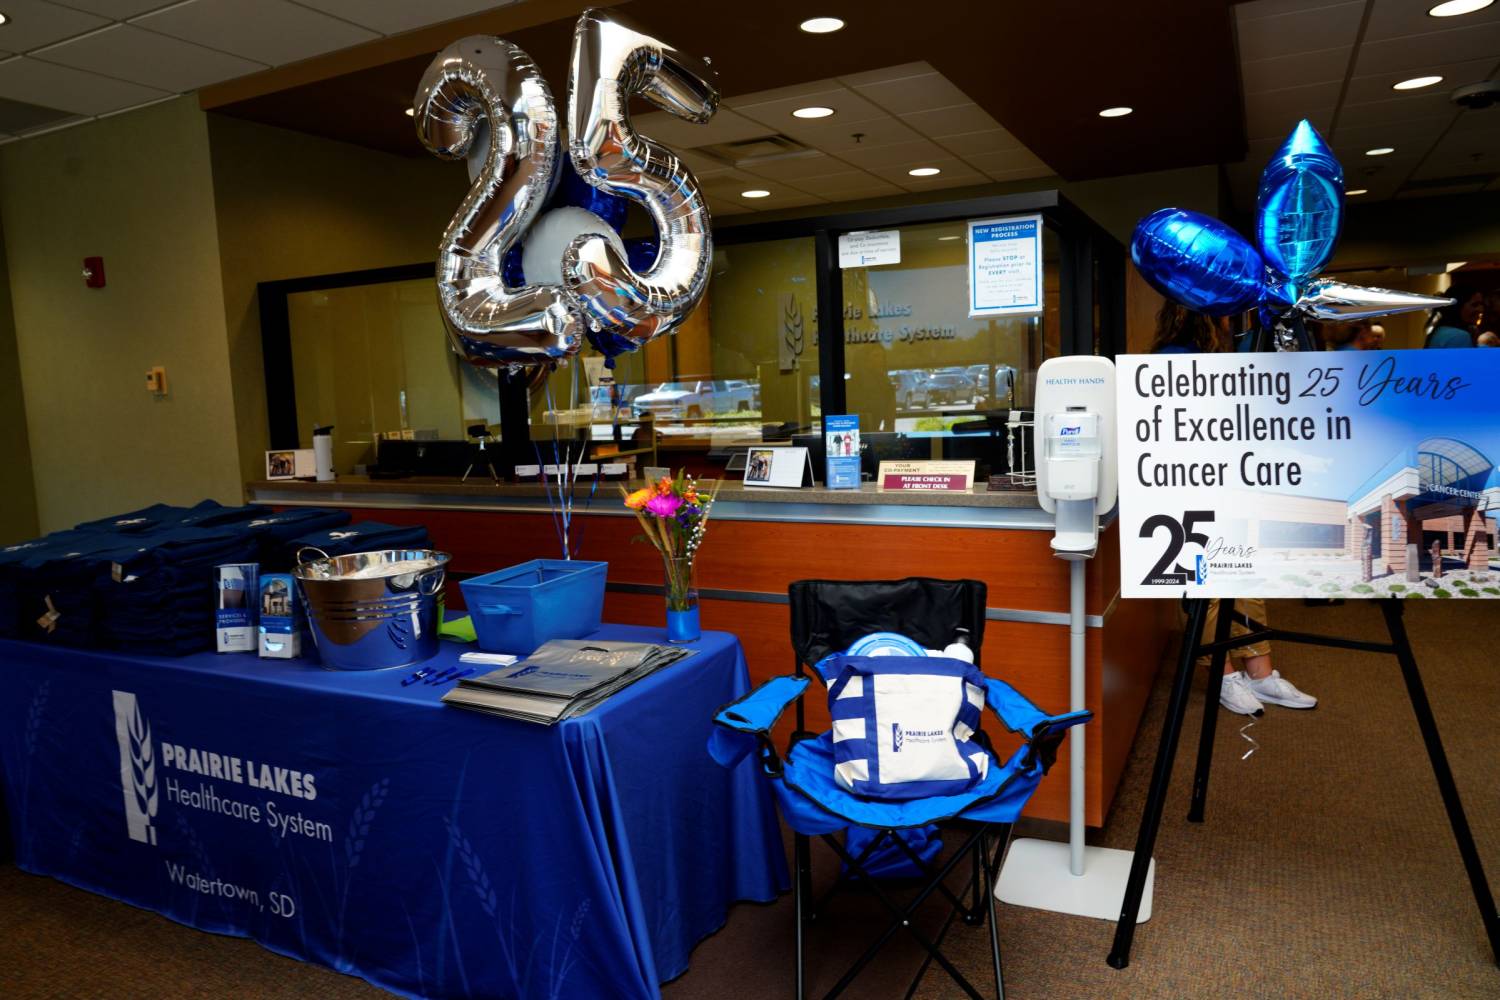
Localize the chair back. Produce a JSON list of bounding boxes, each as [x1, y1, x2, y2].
[[788, 577, 987, 668]]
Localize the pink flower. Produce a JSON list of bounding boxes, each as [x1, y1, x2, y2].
[[645, 493, 682, 518]]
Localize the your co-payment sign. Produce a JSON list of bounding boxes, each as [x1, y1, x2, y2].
[[1116, 349, 1500, 600]]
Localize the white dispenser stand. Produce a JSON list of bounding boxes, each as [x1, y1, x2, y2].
[[996, 355, 1153, 923]]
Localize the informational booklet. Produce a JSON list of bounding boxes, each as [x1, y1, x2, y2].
[[824, 414, 861, 489], [442, 639, 693, 724]]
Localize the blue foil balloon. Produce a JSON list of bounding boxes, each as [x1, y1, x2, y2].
[[1255, 119, 1343, 293], [624, 236, 658, 273], [1131, 208, 1267, 316], [552, 167, 628, 234]]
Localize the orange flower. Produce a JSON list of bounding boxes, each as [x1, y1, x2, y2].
[[657, 475, 674, 493], [624, 487, 652, 510]]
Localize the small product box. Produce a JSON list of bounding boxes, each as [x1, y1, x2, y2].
[[257, 573, 302, 659], [215, 562, 258, 653]]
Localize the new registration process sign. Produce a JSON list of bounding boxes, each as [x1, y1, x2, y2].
[[1117, 350, 1500, 600]]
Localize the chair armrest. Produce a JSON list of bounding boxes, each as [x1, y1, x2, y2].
[[982, 676, 1092, 775], [707, 675, 810, 770]]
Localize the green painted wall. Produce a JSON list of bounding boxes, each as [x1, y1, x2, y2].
[[206, 113, 469, 487], [0, 216, 39, 544], [0, 96, 240, 534]]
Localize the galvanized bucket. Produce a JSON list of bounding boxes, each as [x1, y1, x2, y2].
[[292, 548, 450, 670]]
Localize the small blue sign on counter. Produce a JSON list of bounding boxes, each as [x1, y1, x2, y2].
[[825, 414, 861, 489]]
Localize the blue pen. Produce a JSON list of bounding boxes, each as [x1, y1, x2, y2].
[[401, 667, 432, 687], [424, 667, 458, 686]]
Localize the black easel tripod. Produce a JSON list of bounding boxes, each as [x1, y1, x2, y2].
[[1107, 597, 1500, 970]]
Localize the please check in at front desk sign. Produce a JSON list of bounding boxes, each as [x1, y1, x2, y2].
[[1116, 350, 1497, 601]]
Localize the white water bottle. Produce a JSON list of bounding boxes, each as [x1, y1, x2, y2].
[[313, 424, 335, 482], [942, 627, 975, 663]]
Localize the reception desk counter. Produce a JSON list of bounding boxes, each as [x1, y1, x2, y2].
[[247, 476, 1173, 825]]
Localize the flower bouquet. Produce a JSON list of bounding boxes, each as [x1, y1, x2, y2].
[[622, 472, 722, 642]]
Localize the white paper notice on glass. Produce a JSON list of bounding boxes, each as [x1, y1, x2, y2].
[[838, 229, 901, 268], [967, 214, 1043, 317]]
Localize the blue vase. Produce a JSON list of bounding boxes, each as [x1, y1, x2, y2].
[[666, 606, 700, 644]]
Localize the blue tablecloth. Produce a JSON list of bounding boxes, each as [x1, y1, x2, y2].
[[0, 625, 787, 999]]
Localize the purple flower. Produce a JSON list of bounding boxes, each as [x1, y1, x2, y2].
[[645, 493, 682, 518]]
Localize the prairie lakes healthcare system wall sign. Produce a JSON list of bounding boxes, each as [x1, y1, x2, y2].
[[967, 214, 1043, 317], [1117, 350, 1498, 600]]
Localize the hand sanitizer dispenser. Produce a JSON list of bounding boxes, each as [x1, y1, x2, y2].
[[1033, 357, 1116, 558]]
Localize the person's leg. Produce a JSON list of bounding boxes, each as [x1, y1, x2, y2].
[[1237, 599, 1318, 708]]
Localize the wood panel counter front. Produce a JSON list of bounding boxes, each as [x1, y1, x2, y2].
[[248, 476, 1172, 825]]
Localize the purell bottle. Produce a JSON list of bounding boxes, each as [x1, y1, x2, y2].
[[942, 627, 975, 664]]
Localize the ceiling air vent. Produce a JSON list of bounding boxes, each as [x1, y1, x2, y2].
[[696, 133, 815, 167]]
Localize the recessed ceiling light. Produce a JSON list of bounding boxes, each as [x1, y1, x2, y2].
[[1365, 146, 1395, 156], [908, 167, 941, 177], [792, 106, 835, 119], [0, 13, 10, 26], [741, 189, 771, 199], [1393, 75, 1444, 90], [404, 107, 414, 117], [1346, 188, 1369, 196], [938, 235, 961, 241], [1099, 106, 1133, 118], [1428, 0, 1493, 17], [799, 16, 845, 33]]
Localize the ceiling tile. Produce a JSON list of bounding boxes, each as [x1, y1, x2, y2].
[[733, 86, 887, 130], [0, 54, 170, 113], [633, 107, 773, 149], [739, 151, 855, 181], [1330, 116, 1450, 154], [291, 0, 518, 36], [32, 23, 265, 92], [1343, 57, 1497, 105], [1235, 0, 1358, 21], [1354, 22, 1500, 76], [837, 137, 948, 169], [0, 92, 77, 131], [1335, 92, 1457, 131], [707, 197, 751, 216], [0, 0, 109, 50], [935, 127, 1025, 156], [778, 113, 922, 153], [961, 148, 1049, 176], [1235, 1, 1363, 62], [834, 62, 932, 90], [675, 147, 734, 178], [788, 170, 901, 199], [983, 165, 1057, 184], [862, 156, 987, 189], [133, 0, 379, 67], [900, 103, 999, 138], [850, 72, 973, 116], [46, 1, 167, 16], [1363, 0, 1500, 42], [1240, 47, 1352, 93], [1247, 104, 1334, 142]]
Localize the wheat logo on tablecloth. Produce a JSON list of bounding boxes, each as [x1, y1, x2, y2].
[[112, 691, 159, 845]]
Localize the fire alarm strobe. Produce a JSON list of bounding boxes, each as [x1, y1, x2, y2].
[[82, 256, 105, 288]]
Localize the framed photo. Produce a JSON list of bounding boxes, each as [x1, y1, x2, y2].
[[266, 448, 314, 480]]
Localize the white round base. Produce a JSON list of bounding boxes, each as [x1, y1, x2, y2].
[[995, 839, 1153, 923]]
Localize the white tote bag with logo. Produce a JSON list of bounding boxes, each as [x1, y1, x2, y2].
[[825, 654, 989, 801]]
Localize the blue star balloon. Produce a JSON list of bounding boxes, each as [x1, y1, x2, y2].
[[1255, 120, 1342, 295], [1130, 119, 1451, 347]]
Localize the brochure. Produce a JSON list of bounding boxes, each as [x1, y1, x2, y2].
[[824, 414, 861, 489]]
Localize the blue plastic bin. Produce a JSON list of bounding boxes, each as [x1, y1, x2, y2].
[[460, 559, 608, 655]]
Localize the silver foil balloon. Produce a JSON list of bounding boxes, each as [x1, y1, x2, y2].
[[1295, 279, 1453, 321], [415, 36, 581, 367], [563, 8, 720, 356]]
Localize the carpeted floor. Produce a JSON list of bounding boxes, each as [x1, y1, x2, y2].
[[3, 599, 1498, 998]]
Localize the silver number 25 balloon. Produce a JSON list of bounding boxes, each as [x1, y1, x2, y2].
[[564, 8, 721, 356], [414, 36, 579, 367], [415, 9, 720, 370]]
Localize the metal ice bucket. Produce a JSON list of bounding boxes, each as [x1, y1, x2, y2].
[[292, 548, 451, 670]]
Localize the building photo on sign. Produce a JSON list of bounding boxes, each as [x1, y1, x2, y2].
[[1117, 351, 1499, 601]]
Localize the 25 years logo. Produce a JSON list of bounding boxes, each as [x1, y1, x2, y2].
[[112, 690, 159, 845], [1138, 510, 1215, 586]]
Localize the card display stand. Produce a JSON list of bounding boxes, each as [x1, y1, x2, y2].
[[1107, 597, 1500, 970]]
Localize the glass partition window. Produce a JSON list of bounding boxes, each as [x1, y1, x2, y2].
[[530, 236, 819, 458], [840, 220, 1058, 442], [287, 279, 496, 472]]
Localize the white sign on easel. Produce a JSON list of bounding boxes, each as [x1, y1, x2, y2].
[[967, 214, 1043, 317]]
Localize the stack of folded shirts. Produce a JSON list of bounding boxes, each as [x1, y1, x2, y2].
[[284, 521, 430, 564], [0, 532, 90, 638], [95, 523, 261, 655], [239, 508, 353, 571], [6, 531, 126, 644]]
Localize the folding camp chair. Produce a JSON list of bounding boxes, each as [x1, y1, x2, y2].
[[708, 578, 1090, 1000]]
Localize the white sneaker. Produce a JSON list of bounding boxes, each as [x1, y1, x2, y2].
[[1247, 670, 1317, 710], [1219, 671, 1264, 716]]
